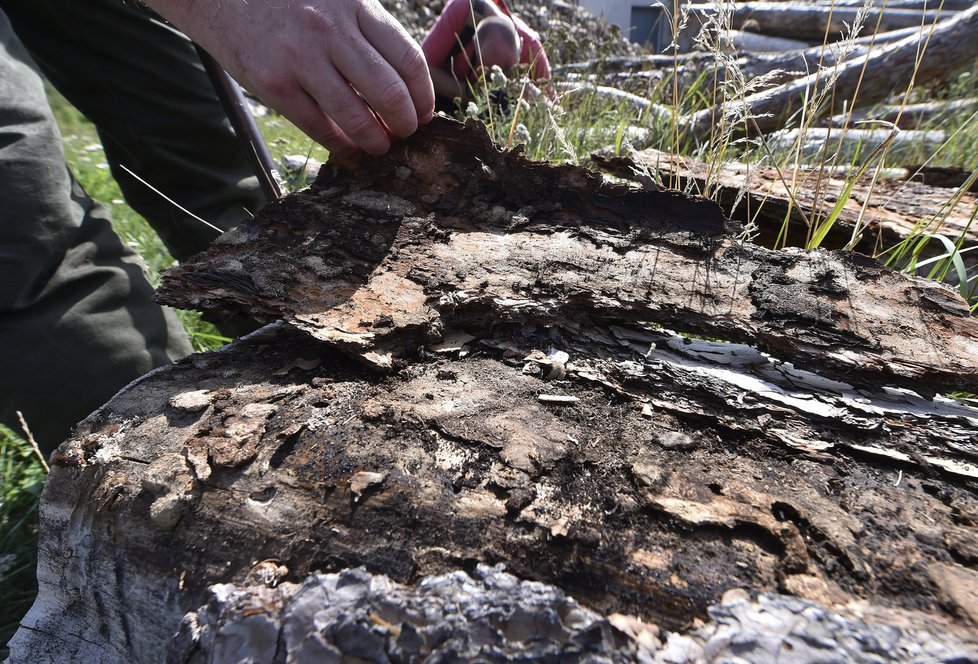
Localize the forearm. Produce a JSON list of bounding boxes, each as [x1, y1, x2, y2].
[[140, 0, 236, 70], [140, 0, 206, 36]]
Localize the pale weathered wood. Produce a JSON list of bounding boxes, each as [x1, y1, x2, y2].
[[764, 126, 947, 161], [9, 118, 978, 663], [563, 13, 977, 127], [722, 29, 811, 51], [595, 147, 978, 262], [831, 0, 973, 9], [827, 98, 978, 129], [683, 4, 978, 139], [684, 2, 952, 42]]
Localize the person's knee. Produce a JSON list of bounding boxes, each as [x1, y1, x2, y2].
[[474, 17, 520, 73]]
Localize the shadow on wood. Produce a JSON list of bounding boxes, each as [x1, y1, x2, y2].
[[9, 118, 978, 663]]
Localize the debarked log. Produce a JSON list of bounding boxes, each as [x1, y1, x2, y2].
[[721, 29, 812, 52], [827, 98, 978, 130], [763, 127, 946, 162], [9, 118, 978, 663], [683, 2, 952, 42], [679, 5, 978, 140]]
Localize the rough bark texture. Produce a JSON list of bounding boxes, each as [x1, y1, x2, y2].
[[9, 119, 978, 663], [594, 147, 978, 263], [167, 568, 977, 663], [156, 118, 978, 394]]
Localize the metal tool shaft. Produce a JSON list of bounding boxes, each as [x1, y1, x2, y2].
[[195, 44, 285, 201]]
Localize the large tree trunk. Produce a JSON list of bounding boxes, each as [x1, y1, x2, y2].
[[9, 119, 978, 663]]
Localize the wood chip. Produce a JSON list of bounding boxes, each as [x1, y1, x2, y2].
[[430, 330, 477, 353], [538, 394, 580, 404]]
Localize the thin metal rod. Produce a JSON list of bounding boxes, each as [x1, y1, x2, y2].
[[195, 44, 285, 201]]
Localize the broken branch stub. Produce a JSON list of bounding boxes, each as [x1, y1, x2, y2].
[[158, 117, 978, 395]]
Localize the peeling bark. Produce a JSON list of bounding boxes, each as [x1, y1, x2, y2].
[[167, 568, 978, 663], [157, 118, 978, 393], [9, 118, 978, 663]]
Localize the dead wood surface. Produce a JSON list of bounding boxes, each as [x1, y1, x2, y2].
[[763, 127, 946, 162], [827, 98, 978, 129], [723, 29, 812, 52], [595, 147, 978, 262], [684, 2, 950, 42], [10, 119, 978, 663], [683, 4, 978, 139], [829, 0, 973, 9], [168, 568, 977, 662], [157, 118, 978, 394]]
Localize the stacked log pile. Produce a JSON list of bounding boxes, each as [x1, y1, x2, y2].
[[9, 119, 978, 662], [551, 1, 978, 270], [554, 1, 977, 142]]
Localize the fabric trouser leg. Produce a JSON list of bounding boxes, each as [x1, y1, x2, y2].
[[2, 0, 267, 261], [0, 9, 193, 454]]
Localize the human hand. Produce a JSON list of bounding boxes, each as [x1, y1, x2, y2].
[[146, 0, 435, 161]]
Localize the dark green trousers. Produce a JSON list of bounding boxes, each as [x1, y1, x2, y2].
[[0, 0, 266, 452]]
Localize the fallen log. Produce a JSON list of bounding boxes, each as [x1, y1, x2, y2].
[[594, 147, 978, 263], [732, 26, 927, 82], [909, 164, 978, 191], [575, 17, 972, 114], [9, 119, 978, 662], [827, 98, 978, 129], [154, 119, 978, 393], [562, 6, 972, 103], [683, 4, 978, 140], [554, 82, 659, 114], [169, 569, 978, 662], [555, 52, 717, 76], [684, 2, 952, 42], [830, 0, 974, 9], [722, 29, 812, 51], [764, 126, 947, 162]]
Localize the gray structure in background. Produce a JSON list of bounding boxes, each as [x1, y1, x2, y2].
[[577, 0, 674, 49]]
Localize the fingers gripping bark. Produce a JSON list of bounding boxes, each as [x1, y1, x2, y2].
[[357, 3, 435, 127], [144, 0, 434, 157]]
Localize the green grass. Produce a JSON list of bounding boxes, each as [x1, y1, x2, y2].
[[49, 85, 336, 351], [0, 426, 46, 657]]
